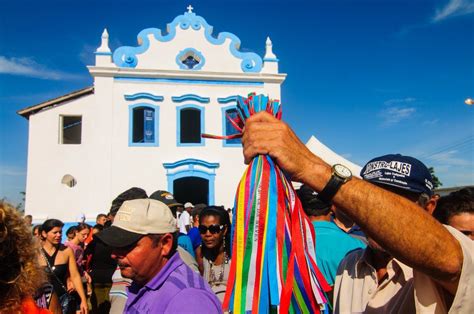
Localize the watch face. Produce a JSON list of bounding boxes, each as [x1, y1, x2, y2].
[[334, 164, 352, 178]]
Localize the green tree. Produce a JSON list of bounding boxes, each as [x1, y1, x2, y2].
[[428, 167, 442, 189]]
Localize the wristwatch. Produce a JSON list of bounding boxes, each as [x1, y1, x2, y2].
[[317, 164, 352, 203]]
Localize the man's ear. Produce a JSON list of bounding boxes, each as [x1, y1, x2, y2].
[[160, 233, 174, 257], [425, 195, 439, 216]]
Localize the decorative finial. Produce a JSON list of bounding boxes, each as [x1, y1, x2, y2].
[[96, 28, 111, 53], [187, 5, 194, 13], [264, 36, 277, 60]]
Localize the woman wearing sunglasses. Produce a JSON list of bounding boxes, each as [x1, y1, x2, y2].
[[199, 206, 231, 303]]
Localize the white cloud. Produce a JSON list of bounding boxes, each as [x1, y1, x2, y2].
[[79, 44, 97, 66], [0, 166, 26, 177], [383, 97, 416, 106], [380, 107, 416, 126], [432, 0, 474, 23], [423, 119, 439, 126], [0, 56, 82, 80], [427, 150, 471, 166], [379, 97, 417, 126]]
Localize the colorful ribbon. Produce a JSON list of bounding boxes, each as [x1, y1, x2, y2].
[[203, 93, 331, 313]]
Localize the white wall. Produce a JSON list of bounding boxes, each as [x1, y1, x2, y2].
[[25, 10, 284, 223]]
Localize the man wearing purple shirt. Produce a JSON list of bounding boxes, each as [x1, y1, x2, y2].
[[97, 198, 222, 313]]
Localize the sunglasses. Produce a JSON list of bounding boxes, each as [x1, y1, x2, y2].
[[199, 224, 225, 234]]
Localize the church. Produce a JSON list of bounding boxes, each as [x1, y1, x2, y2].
[[18, 7, 361, 223], [18, 6, 286, 223]]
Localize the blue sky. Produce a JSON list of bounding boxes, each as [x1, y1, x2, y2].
[[1, 0, 473, 206]]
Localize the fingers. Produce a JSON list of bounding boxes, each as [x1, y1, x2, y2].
[[242, 113, 290, 163], [81, 302, 88, 314], [245, 111, 279, 123]]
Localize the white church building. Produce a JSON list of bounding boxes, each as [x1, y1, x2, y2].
[[18, 7, 286, 223], [19, 7, 361, 223]]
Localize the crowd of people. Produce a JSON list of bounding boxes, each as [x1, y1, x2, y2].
[[1, 111, 473, 313]]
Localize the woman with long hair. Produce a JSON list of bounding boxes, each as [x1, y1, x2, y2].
[[38, 219, 88, 314], [65, 223, 92, 312], [0, 201, 50, 313], [198, 206, 231, 303]]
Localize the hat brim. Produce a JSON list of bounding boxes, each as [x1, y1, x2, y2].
[[168, 202, 183, 208], [372, 181, 430, 196], [96, 226, 143, 248]]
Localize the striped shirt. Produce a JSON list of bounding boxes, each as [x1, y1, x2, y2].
[[109, 267, 131, 314]]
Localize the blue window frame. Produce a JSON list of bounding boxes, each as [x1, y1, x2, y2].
[[129, 103, 159, 146], [221, 105, 242, 146], [176, 104, 205, 146]]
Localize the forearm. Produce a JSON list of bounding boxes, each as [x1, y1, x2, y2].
[[241, 112, 463, 283], [71, 273, 87, 302], [303, 163, 463, 282]]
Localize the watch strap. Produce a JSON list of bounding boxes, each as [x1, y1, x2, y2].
[[317, 175, 345, 203]]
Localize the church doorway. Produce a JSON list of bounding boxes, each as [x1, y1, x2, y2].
[[173, 176, 209, 205]]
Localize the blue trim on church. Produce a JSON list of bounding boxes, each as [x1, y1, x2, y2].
[[163, 158, 219, 169], [163, 158, 219, 205], [221, 104, 242, 147], [176, 48, 205, 70], [263, 57, 279, 62], [176, 104, 205, 147], [217, 95, 239, 103], [112, 11, 263, 72], [128, 103, 160, 147], [124, 93, 164, 101], [172, 94, 210, 103], [115, 77, 264, 86]]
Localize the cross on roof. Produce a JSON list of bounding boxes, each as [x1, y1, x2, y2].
[[187, 5, 194, 13]]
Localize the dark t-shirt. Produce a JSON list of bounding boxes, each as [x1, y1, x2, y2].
[[84, 236, 117, 284]]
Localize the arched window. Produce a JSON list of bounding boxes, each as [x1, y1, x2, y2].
[[129, 104, 159, 146], [221, 106, 242, 146], [177, 105, 204, 146]]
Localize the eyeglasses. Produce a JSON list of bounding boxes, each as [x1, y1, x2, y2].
[[199, 224, 224, 234]]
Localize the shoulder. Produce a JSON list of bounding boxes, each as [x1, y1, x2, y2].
[[443, 225, 474, 279], [178, 234, 193, 245], [417, 225, 474, 313], [59, 244, 72, 254], [59, 245, 75, 259], [165, 288, 222, 314], [315, 222, 365, 246], [337, 247, 365, 272]]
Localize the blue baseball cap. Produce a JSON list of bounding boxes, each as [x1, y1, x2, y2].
[[360, 154, 434, 196]]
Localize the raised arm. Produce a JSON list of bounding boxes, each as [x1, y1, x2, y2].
[[242, 112, 463, 292]]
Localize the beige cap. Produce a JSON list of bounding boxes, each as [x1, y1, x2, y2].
[[97, 199, 178, 247]]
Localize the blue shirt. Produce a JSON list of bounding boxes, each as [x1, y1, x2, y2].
[[177, 233, 196, 258], [313, 221, 366, 286], [125, 253, 222, 313], [187, 227, 202, 250]]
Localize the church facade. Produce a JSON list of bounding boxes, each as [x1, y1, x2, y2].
[[18, 7, 286, 222]]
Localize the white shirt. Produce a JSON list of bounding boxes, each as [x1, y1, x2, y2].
[[334, 225, 474, 313], [178, 210, 191, 234]]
